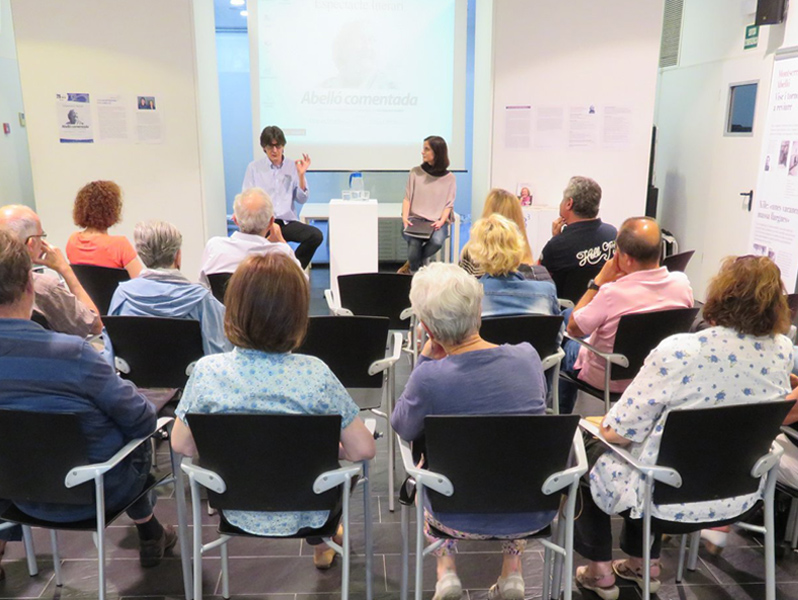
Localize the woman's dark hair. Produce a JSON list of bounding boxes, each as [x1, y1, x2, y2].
[[73, 180, 123, 230], [424, 135, 450, 171], [224, 253, 309, 352], [260, 125, 287, 148], [702, 256, 791, 337]]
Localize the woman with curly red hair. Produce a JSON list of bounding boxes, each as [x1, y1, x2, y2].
[[66, 181, 143, 277]]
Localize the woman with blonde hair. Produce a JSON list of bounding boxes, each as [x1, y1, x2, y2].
[[464, 213, 559, 318], [460, 188, 551, 282]]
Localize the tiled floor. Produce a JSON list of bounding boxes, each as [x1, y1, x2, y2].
[[3, 268, 798, 599]]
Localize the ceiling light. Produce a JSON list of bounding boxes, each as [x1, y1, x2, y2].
[[240, 9, 248, 17], [230, 0, 245, 6]]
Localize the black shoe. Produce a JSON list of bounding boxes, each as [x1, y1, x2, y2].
[[139, 524, 177, 568]]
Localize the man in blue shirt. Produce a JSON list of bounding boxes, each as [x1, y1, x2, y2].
[[0, 230, 175, 577], [242, 125, 323, 268]]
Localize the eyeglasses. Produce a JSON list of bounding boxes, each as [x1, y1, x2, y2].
[[25, 232, 46, 243], [265, 144, 284, 150]]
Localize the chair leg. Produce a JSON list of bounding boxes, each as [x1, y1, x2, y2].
[[687, 530, 700, 571], [414, 489, 425, 600], [190, 478, 205, 600], [551, 362, 561, 416], [675, 534, 688, 583], [387, 365, 396, 512], [220, 541, 230, 599], [642, 477, 653, 599], [542, 541, 553, 600], [170, 451, 194, 600], [551, 521, 566, 600], [342, 476, 352, 600], [363, 460, 374, 600], [765, 479, 777, 600], [21, 525, 38, 577], [400, 503, 409, 600], [50, 530, 62, 586], [95, 478, 107, 600], [790, 497, 798, 549]]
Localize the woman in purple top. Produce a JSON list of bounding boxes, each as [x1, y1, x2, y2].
[[391, 263, 549, 600], [401, 136, 457, 273]]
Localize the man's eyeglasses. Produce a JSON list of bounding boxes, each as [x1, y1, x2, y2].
[[265, 144, 284, 150], [26, 233, 46, 243]]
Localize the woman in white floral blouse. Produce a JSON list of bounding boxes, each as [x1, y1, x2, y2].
[[574, 256, 796, 600]]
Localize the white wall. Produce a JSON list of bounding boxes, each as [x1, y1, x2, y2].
[[0, 0, 34, 207], [10, 0, 225, 281], [489, 0, 664, 232], [654, 0, 794, 299]]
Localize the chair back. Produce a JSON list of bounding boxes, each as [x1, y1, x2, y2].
[[186, 413, 342, 511], [611, 307, 700, 380], [787, 293, 798, 323], [661, 250, 695, 273], [552, 265, 601, 305], [207, 273, 232, 304], [480, 315, 563, 359], [0, 409, 92, 505], [31, 311, 51, 330], [103, 316, 204, 388], [70, 264, 130, 315], [296, 316, 390, 389], [423, 414, 580, 513], [337, 273, 412, 330], [653, 401, 794, 505]]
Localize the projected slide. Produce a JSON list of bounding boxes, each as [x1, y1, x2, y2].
[[253, 0, 463, 171]]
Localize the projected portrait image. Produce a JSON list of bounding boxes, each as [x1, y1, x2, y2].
[[789, 141, 798, 176], [138, 96, 156, 110], [780, 140, 790, 167]]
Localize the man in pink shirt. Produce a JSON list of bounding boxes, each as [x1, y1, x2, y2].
[[558, 217, 693, 413]]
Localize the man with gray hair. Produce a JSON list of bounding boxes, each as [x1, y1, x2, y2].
[[109, 220, 229, 356], [0, 204, 102, 337], [539, 176, 617, 295], [198, 187, 302, 284]]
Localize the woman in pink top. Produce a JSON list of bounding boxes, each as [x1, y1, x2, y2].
[[401, 136, 456, 273], [66, 181, 143, 278]]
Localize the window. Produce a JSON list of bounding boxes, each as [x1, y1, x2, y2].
[[727, 82, 758, 135]]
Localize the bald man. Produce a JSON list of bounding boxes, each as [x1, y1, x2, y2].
[[198, 188, 302, 285], [558, 217, 694, 413], [0, 205, 102, 336]]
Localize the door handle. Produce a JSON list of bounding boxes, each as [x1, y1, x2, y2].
[[740, 190, 753, 212]]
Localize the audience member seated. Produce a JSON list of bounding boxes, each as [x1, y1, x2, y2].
[[0, 230, 174, 577], [539, 176, 616, 293], [464, 214, 559, 319], [66, 180, 144, 278], [559, 217, 693, 414], [171, 252, 375, 570], [572, 255, 793, 600], [0, 204, 102, 337], [391, 263, 549, 600], [198, 188, 302, 285], [109, 220, 230, 356], [460, 188, 552, 283]]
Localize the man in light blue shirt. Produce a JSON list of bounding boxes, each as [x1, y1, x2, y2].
[[109, 221, 230, 356], [242, 125, 322, 268]]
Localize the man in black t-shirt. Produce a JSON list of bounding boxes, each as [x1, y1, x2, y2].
[[539, 176, 617, 301]]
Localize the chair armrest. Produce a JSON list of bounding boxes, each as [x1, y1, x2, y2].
[[578, 419, 682, 488], [365, 418, 376, 435], [65, 418, 174, 489], [114, 357, 131, 375], [540, 347, 565, 372], [752, 442, 784, 478], [781, 426, 798, 443], [542, 428, 589, 494], [181, 457, 227, 494], [396, 434, 453, 496], [400, 307, 414, 321], [565, 334, 629, 368], [558, 298, 574, 310], [314, 464, 362, 494], [324, 288, 353, 316], [369, 332, 404, 375]]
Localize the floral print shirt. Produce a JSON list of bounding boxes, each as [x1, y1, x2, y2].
[[176, 348, 359, 535], [590, 326, 792, 521]]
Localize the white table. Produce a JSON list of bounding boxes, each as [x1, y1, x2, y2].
[[326, 199, 379, 299]]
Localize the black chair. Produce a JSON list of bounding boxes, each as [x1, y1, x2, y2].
[[479, 315, 565, 413], [579, 400, 794, 599], [560, 306, 699, 412], [297, 315, 401, 513], [182, 414, 370, 600], [327, 273, 414, 331], [70, 264, 130, 315], [206, 272, 232, 304], [0, 411, 190, 600], [551, 264, 601, 307], [661, 249, 695, 272], [30, 310, 51, 330], [103, 316, 204, 389], [397, 415, 586, 600], [787, 293, 798, 323]]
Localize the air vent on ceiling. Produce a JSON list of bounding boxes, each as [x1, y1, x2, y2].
[[659, 0, 684, 68]]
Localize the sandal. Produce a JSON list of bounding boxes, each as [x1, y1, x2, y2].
[[432, 570, 462, 600], [611, 559, 661, 593], [575, 566, 619, 600], [487, 572, 524, 600], [313, 524, 344, 570]]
